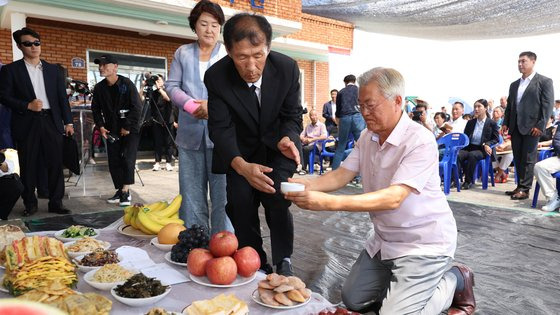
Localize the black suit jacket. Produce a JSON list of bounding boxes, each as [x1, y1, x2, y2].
[[206, 51, 303, 174], [322, 100, 336, 128], [503, 73, 554, 136], [463, 117, 500, 156], [0, 59, 72, 141]]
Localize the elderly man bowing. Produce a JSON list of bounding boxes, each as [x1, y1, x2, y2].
[[285, 67, 475, 315]]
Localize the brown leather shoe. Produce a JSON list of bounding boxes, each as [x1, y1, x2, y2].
[[505, 188, 520, 196], [510, 191, 529, 200], [450, 263, 476, 315]]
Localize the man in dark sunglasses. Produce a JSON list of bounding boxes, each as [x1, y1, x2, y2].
[[0, 27, 74, 217]]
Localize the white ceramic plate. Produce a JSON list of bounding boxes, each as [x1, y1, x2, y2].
[[164, 251, 187, 267], [111, 285, 171, 307], [150, 237, 174, 251], [189, 273, 256, 288], [83, 268, 136, 291], [64, 240, 111, 259], [251, 289, 311, 309], [117, 224, 154, 240], [73, 253, 122, 273], [54, 228, 100, 242]]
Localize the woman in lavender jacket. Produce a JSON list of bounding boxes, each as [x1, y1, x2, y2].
[[165, 0, 232, 234]]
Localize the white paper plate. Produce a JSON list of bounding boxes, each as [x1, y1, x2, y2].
[[164, 251, 187, 267], [116, 224, 154, 240], [189, 273, 256, 288], [111, 285, 171, 307], [54, 228, 100, 242], [251, 289, 311, 309], [150, 237, 174, 251], [64, 240, 111, 259], [73, 253, 122, 273]]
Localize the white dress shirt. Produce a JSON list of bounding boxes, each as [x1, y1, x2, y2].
[[24, 60, 51, 109], [247, 77, 262, 105], [516, 71, 536, 111], [451, 116, 467, 133]]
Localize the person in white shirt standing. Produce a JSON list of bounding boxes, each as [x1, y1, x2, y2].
[[285, 67, 475, 315], [0, 27, 74, 217]]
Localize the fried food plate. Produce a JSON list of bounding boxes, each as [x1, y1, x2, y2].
[[251, 289, 311, 310]]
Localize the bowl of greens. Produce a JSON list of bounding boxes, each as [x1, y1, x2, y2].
[[54, 225, 100, 242]]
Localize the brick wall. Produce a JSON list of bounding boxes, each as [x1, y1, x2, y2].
[[287, 13, 353, 49], [18, 18, 188, 82], [0, 28, 12, 63], [296, 59, 329, 126], [216, 0, 301, 22]]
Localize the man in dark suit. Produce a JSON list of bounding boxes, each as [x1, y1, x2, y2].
[[206, 13, 303, 276], [0, 27, 73, 216], [458, 99, 500, 189], [502, 51, 554, 200], [322, 89, 338, 136]]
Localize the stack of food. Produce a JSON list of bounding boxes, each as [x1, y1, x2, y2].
[[2, 256, 77, 296], [2, 236, 68, 271], [66, 238, 108, 253], [257, 273, 311, 307], [0, 225, 25, 267], [91, 264, 134, 283], [184, 294, 248, 315], [78, 249, 119, 267], [17, 280, 112, 315]]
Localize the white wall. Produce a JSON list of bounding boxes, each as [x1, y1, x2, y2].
[[329, 29, 560, 113]]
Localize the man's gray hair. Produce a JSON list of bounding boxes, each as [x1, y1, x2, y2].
[[493, 106, 504, 114], [357, 67, 405, 100]]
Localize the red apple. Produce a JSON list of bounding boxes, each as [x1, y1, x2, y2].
[[187, 248, 214, 276], [233, 246, 261, 277], [205, 256, 238, 285], [209, 231, 238, 257]]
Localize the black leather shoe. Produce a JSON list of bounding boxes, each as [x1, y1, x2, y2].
[[276, 260, 294, 276], [505, 188, 520, 196], [259, 263, 273, 275], [23, 205, 38, 217], [48, 208, 71, 215], [461, 182, 472, 190], [510, 191, 529, 200]]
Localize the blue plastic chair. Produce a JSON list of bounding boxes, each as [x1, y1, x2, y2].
[[472, 136, 503, 189], [531, 147, 556, 208], [437, 133, 470, 195], [309, 134, 354, 175]]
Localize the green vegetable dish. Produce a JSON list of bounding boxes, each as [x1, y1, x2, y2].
[[61, 225, 97, 238], [114, 273, 168, 298]]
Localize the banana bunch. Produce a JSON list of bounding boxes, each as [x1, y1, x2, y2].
[[123, 195, 183, 235]]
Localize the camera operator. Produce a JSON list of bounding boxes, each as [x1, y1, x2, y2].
[[145, 74, 174, 172], [91, 54, 142, 206], [409, 101, 433, 131], [0, 150, 24, 220]]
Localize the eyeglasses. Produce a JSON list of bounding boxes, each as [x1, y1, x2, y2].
[[21, 41, 41, 47]]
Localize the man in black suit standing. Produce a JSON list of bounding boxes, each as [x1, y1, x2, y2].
[[322, 89, 338, 136], [502, 51, 554, 200], [0, 27, 73, 216], [206, 13, 302, 276]]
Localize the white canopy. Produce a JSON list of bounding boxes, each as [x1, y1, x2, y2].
[[302, 0, 560, 40]]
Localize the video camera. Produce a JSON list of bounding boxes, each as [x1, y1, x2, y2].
[[411, 110, 423, 122], [70, 80, 91, 95]]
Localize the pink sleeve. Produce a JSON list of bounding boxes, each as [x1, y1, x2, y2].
[[183, 99, 200, 114]]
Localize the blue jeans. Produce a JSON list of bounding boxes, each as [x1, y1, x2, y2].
[[178, 145, 233, 235], [332, 113, 366, 169]]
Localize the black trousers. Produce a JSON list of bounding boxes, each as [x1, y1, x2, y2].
[[225, 151, 295, 266], [15, 111, 65, 210], [299, 143, 315, 170], [152, 123, 173, 163], [458, 144, 485, 183], [0, 174, 24, 220], [106, 133, 140, 190], [510, 127, 539, 191]]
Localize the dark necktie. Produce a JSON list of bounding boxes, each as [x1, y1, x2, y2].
[[250, 84, 260, 114]]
